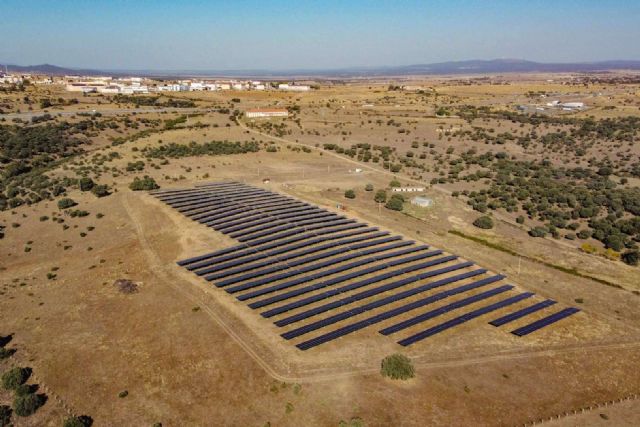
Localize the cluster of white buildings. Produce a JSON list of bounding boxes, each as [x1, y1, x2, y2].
[[155, 80, 310, 92], [0, 72, 26, 85], [245, 108, 289, 118], [61, 75, 312, 94], [64, 76, 150, 94]]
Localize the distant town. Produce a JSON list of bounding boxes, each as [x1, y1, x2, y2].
[[0, 69, 313, 95]]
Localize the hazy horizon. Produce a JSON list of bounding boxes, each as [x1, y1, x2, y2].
[[2, 0, 640, 70]]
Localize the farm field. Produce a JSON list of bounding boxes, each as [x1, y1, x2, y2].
[[1, 74, 639, 426]]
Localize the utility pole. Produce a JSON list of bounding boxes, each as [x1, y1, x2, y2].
[[517, 256, 521, 275]]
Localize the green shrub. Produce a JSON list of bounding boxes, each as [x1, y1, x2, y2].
[[529, 226, 548, 238], [374, 189, 387, 203], [364, 183, 374, 192], [57, 198, 77, 210], [622, 250, 639, 266], [13, 392, 45, 417], [381, 354, 415, 380], [0, 348, 16, 359], [344, 189, 356, 199], [63, 415, 94, 427], [473, 215, 494, 229], [338, 417, 364, 427], [0, 405, 11, 426], [129, 176, 159, 191], [91, 184, 110, 198], [385, 194, 404, 211], [2, 367, 30, 390], [79, 177, 95, 191]]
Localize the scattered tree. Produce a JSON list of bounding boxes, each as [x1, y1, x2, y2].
[[381, 354, 415, 380], [473, 215, 494, 229]]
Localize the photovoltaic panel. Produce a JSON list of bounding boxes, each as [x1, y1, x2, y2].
[[200, 201, 306, 225], [236, 217, 351, 242], [178, 225, 378, 267], [241, 248, 443, 303], [293, 274, 504, 350], [277, 263, 483, 330], [222, 211, 337, 234], [397, 292, 535, 346], [208, 236, 406, 282], [279, 262, 486, 338], [188, 230, 388, 272], [489, 300, 557, 327], [216, 240, 414, 287], [379, 285, 515, 336], [256, 252, 456, 314], [169, 189, 269, 208], [510, 307, 580, 336], [190, 197, 298, 220]]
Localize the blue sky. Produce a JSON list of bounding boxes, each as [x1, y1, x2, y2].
[[2, 0, 639, 70]]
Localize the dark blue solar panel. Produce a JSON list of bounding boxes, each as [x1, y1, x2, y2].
[[379, 285, 515, 336], [169, 189, 268, 208], [176, 196, 286, 217], [189, 230, 387, 272], [179, 226, 378, 267], [254, 251, 453, 313], [172, 190, 280, 208], [230, 213, 339, 239], [280, 263, 488, 339], [240, 222, 366, 248], [155, 184, 245, 201], [200, 202, 306, 225], [510, 307, 580, 336], [293, 274, 504, 350], [191, 198, 298, 221], [164, 186, 256, 203], [489, 300, 556, 327], [397, 292, 535, 346], [277, 263, 483, 330], [237, 219, 355, 243], [206, 236, 404, 280], [203, 205, 314, 227], [239, 247, 440, 301], [221, 211, 336, 234], [215, 239, 412, 286]]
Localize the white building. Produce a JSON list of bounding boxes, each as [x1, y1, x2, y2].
[[411, 196, 433, 208], [98, 85, 121, 94], [279, 83, 310, 91], [561, 102, 585, 110], [245, 108, 289, 118], [392, 187, 425, 193]]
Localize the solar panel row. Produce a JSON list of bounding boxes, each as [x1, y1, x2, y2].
[[279, 262, 485, 339], [277, 263, 484, 329], [397, 292, 535, 346], [180, 225, 379, 267], [489, 299, 556, 327], [257, 252, 457, 315], [227, 240, 420, 293], [511, 307, 580, 336], [379, 285, 515, 336], [189, 230, 388, 273], [294, 274, 506, 350], [212, 239, 411, 286], [243, 248, 444, 305]]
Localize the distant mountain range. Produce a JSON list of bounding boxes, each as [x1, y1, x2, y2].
[[3, 59, 640, 78]]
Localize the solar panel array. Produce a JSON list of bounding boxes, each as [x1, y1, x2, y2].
[[153, 181, 581, 351]]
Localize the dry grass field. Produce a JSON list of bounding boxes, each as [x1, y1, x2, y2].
[[1, 75, 639, 426]]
